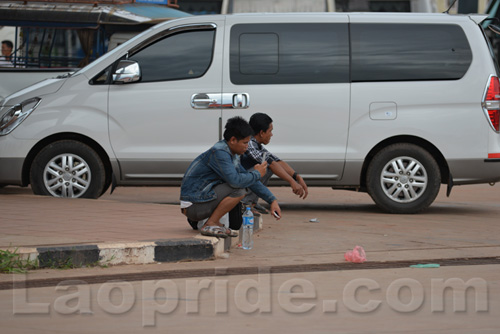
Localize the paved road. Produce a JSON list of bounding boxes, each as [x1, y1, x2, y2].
[[1, 265, 498, 333]]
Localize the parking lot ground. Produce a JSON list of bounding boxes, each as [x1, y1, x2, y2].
[[0, 186, 195, 248]]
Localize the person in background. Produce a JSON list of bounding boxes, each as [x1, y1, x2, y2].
[[241, 112, 308, 214], [0, 40, 14, 67]]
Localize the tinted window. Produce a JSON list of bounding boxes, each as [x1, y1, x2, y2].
[[230, 23, 349, 85], [129, 29, 215, 82], [351, 24, 472, 82], [239, 33, 279, 75]]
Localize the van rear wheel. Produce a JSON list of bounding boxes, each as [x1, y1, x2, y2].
[[366, 143, 441, 214], [30, 140, 106, 199]]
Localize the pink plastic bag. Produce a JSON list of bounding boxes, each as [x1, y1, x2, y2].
[[344, 246, 367, 263]]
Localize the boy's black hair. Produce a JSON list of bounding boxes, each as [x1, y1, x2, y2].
[[249, 113, 273, 135], [1, 40, 13, 49], [223, 116, 253, 141]]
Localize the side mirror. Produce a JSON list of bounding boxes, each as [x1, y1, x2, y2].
[[113, 60, 141, 84]]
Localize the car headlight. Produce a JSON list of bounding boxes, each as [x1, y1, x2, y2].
[[0, 97, 42, 136]]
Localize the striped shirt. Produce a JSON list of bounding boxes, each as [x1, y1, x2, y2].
[[241, 137, 280, 170]]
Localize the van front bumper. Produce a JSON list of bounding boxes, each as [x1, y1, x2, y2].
[[0, 158, 25, 185]]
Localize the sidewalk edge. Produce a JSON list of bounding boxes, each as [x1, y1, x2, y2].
[[3, 236, 234, 268]]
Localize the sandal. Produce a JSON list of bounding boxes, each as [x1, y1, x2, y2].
[[222, 227, 239, 238], [200, 225, 229, 238]]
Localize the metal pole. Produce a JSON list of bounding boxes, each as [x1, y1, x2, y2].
[[14, 26, 18, 67], [221, 0, 229, 14], [327, 0, 336, 12]]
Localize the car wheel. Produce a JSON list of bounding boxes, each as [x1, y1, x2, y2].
[[366, 143, 441, 214], [30, 140, 106, 198]]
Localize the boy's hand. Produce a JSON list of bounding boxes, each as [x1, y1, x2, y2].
[[291, 181, 306, 198], [298, 177, 309, 199], [254, 161, 268, 177], [270, 200, 281, 220]]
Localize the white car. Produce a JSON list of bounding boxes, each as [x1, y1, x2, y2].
[[1, 12, 500, 213]]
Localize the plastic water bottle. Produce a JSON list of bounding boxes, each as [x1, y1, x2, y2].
[[242, 206, 254, 250]]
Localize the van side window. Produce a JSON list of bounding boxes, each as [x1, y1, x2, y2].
[[351, 24, 472, 82], [230, 23, 349, 85], [239, 33, 279, 75], [129, 29, 215, 82]]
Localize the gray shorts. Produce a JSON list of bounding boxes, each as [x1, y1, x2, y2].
[[185, 183, 247, 222]]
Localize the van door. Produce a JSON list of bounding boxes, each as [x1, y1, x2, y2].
[[221, 16, 350, 185], [108, 21, 224, 183]]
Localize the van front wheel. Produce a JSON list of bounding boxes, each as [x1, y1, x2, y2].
[[30, 140, 106, 199], [366, 144, 441, 214]]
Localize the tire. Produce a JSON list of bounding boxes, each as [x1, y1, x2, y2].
[[30, 140, 106, 199], [366, 143, 441, 214]]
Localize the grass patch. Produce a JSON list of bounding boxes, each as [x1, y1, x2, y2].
[[0, 248, 38, 273], [0, 248, 114, 272]]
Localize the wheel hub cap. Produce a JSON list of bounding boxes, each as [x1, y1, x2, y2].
[[43, 153, 91, 198], [63, 172, 72, 182], [380, 156, 428, 203]]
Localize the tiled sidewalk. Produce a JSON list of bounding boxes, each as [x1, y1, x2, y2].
[[0, 187, 235, 266], [1, 193, 194, 247]]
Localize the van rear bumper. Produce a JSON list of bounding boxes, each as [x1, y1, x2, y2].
[[449, 158, 500, 185]]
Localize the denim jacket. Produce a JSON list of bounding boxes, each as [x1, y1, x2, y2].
[[180, 140, 276, 204]]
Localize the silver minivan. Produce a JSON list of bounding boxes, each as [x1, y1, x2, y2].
[[1, 12, 500, 213]]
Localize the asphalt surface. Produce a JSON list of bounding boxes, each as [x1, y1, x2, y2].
[[1, 264, 498, 333]]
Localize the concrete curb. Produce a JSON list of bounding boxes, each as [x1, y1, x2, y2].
[[6, 235, 240, 268]]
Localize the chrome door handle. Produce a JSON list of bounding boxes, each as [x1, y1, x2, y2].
[[221, 93, 250, 109], [191, 93, 250, 109], [191, 93, 221, 109]]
